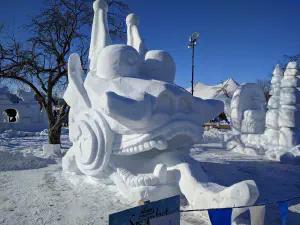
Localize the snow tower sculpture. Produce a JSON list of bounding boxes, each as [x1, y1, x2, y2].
[[62, 0, 259, 217], [265, 65, 284, 149]]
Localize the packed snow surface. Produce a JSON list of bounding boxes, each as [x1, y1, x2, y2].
[[0, 128, 299, 225]]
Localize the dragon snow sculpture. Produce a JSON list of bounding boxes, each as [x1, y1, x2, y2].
[[62, 0, 259, 218]]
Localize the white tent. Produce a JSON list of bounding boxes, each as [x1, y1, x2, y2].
[[187, 78, 239, 122], [187, 77, 239, 101]]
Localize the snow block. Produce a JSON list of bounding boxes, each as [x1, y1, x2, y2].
[[283, 68, 300, 77], [283, 62, 299, 77], [280, 87, 300, 105], [278, 105, 300, 128], [279, 127, 300, 148], [265, 109, 279, 129], [267, 96, 280, 109], [243, 109, 265, 120], [281, 77, 300, 88], [264, 128, 279, 146], [43, 144, 61, 156], [271, 76, 283, 84], [259, 134, 269, 151], [269, 87, 281, 96], [241, 110, 265, 134]]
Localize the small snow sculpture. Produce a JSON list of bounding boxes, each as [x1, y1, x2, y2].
[[230, 83, 266, 135], [62, 0, 259, 217], [223, 83, 266, 155]]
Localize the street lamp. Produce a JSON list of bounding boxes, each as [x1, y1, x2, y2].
[[188, 32, 199, 96]]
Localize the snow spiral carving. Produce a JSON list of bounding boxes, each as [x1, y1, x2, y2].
[[71, 109, 114, 177]]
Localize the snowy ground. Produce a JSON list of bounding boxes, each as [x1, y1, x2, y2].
[[0, 128, 299, 225]]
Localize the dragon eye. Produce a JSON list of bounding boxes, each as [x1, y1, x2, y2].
[[96, 44, 141, 79]]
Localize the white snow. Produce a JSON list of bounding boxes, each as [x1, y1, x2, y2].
[[0, 128, 300, 225]]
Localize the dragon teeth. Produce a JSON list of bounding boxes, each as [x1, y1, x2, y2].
[[144, 142, 150, 149], [153, 164, 167, 184], [115, 125, 199, 155], [138, 144, 144, 151], [117, 168, 159, 187], [155, 139, 168, 150]]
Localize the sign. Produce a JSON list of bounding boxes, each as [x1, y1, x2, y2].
[[150, 212, 180, 225], [109, 195, 180, 225]]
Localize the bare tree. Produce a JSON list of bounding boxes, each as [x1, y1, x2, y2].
[[280, 54, 300, 70], [255, 79, 271, 93], [212, 79, 233, 99], [0, 0, 129, 144]]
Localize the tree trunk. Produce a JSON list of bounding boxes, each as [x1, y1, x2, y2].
[[48, 125, 62, 144], [46, 103, 69, 145]]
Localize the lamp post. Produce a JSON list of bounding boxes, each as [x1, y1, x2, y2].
[[188, 32, 199, 96]]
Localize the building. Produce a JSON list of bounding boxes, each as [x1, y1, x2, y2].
[[0, 87, 48, 132]]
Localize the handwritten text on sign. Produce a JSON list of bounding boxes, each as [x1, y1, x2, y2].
[[109, 195, 180, 225]]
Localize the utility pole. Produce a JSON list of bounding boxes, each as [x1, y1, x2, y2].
[[188, 32, 199, 96]]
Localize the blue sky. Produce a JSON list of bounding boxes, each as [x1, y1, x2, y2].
[[1, 0, 300, 88]]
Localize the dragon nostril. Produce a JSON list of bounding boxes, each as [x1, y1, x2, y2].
[[178, 97, 192, 113], [155, 93, 175, 114]]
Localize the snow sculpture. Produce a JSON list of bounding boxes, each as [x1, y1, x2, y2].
[[278, 62, 300, 148], [225, 63, 300, 161], [62, 0, 259, 217], [223, 83, 266, 155], [0, 87, 47, 132], [230, 83, 266, 135], [265, 65, 283, 147]]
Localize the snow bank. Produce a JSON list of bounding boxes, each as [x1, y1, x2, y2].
[[0, 128, 68, 138], [0, 130, 37, 138], [202, 128, 229, 143], [0, 151, 56, 171]]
